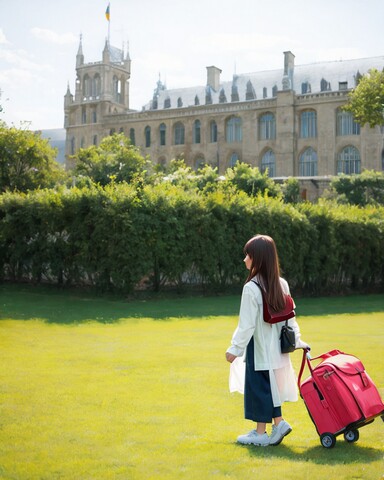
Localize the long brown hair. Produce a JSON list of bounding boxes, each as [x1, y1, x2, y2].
[[244, 234, 285, 312]]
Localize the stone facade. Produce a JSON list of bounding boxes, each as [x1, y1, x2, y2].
[[65, 40, 384, 198]]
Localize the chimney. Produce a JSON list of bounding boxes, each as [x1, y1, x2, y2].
[[284, 51, 295, 77], [206, 66, 222, 92]]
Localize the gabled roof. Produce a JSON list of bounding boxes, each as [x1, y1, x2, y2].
[[143, 55, 384, 111]]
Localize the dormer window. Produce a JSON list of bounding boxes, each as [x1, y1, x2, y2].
[[339, 81, 348, 91]]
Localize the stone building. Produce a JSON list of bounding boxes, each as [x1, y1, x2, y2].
[[64, 38, 384, 199]]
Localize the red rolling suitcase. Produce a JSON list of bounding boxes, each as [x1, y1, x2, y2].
[[297, 349, 384, 448]]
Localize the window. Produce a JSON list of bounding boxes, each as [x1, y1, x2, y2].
[[81, 106, 86, 124], [337, 146, 361, 174], [261, 150, 275, 177], [144, 126, 151, 148], [92, 109, 97, 123], [93, 135, 98, 146], [246, 80, 256, 100], [129, 128, 135, 145], [113, 76, 121, 103], [210, 121, 218, 143], [263, 87, 267, 99], [195, 157, 205, 170], [259, 113, 276, 140], [195, 95, 200, 106], [299, 147, 318, 176], [80, 137, 85, 149], [174, 122, 185, 145], [229, 152, 239, 167], [219, 88, 227, 103], [82, 74, 90, 98], [193, 120, 201, 144], [159, 123, 166, 146], [164, 97, 171, 109], [301, 82, 311, 94], [300, 110, 317, 138], [272, 85, 278, 97], [226, 116, 242, 143], [92, 74, 101, 98], [320, 78, 330, 92], [177, 97, 183, 108], [339, 81, 348, 91], [337, 109, 360, 136]]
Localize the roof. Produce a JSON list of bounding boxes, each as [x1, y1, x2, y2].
[[143, 55, 384, 111]]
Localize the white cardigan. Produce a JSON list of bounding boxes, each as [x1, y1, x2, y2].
[[227, 277, 306, 406]]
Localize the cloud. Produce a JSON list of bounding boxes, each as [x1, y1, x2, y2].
[[0, 28, 9, 45], [0, 47, 53, 72], [31, 28, 77, 45]]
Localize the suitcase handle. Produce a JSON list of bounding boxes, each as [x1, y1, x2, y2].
[[297, 348, 312, 389], [297, 349, 346, 389], [310, 349, 344, 362]]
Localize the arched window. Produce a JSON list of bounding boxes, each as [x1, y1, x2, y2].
[[337, 146, 361, 174], [259, 113, 276, 140], [129, 128, 135, 145], [261, 150, 276, 177], [177, 97, 183, 108], [159, 123, 166, 146], [113, 76, 121, 103], [193, 120, 201, 144], [299, 147, 318, 176], [174, 122, 185, 145], [92, 74, 101, 98], [144, 126, 151, 148], [229, 152, 239, 167], [210, 121, 218, 143], [226, 116, 242, 143], [82, 74, 90, 98], [195, 157, 205, 170], [164, 97, 171, 109], [300, 110, 317, 138], [337, 109, 360, 136]]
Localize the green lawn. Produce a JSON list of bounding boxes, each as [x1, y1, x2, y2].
[[0, 286, 383, 480]]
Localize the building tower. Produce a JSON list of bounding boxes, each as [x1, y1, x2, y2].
[[64, 36, 131, 166]]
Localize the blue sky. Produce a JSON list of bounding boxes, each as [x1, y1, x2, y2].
[[1, 0, 383, 130]]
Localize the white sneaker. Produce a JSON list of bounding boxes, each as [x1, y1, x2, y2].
[[237, 430, 270, 446], [269, 420, 292, 446]]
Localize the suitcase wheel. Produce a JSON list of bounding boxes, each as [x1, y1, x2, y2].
[[320, 433, 336, 448], [344, 429, 359, 443]]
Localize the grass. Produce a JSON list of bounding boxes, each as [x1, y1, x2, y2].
[[0, 286, 383, 480]]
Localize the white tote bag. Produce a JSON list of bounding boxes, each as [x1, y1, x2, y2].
[[229, 356, 245, 394]]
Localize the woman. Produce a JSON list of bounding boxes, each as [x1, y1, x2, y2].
[[225, 234, 308, 446]]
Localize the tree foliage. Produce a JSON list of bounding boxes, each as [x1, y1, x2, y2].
[[344, 68, 384, 127], [325, 170, 384, 206], [0, 123, 67, 193], [72, 133, 149, 186]]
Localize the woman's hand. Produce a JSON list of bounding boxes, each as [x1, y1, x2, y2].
[[226, 352, 237, 363]]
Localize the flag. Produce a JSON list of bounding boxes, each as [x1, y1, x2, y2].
[[105, 4, 110, 21]]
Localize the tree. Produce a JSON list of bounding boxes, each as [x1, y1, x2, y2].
[[0, 123, 66, 192], [325, 170, 384, 206], [225, 161, 281, 198], [72, 133, 149, 186], [344, 69, 384, 127]]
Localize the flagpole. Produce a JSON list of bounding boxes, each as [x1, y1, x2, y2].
[[106, 3, 111, 44]]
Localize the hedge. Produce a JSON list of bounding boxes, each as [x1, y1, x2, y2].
[[0, 185, 382, 294]]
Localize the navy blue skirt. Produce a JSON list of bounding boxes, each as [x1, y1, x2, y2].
[[244, 336, 282, 423]]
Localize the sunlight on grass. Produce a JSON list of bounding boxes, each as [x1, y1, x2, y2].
[[0, 302, 383, 479]]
